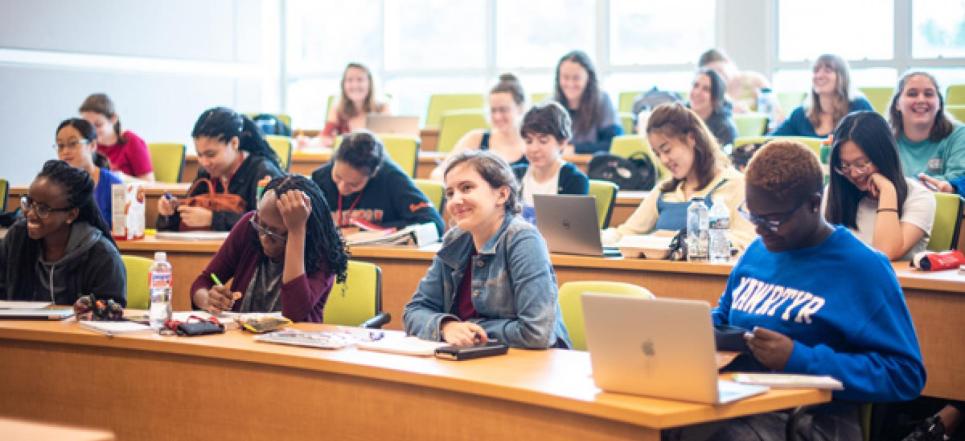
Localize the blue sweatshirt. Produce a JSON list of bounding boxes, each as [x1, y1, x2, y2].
[[712, 226, 925, 402], [94, 167, 123, 229], [770, 97, 874, 138]]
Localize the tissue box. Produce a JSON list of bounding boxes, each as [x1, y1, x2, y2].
[[111, 183, 145, 240]]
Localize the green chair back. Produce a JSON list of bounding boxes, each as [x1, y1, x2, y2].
[[609, 135, 667, 180], [559, 281, 655, 350], [436, 110, 489, 153], [588, 180, 618, 229], [121, 255, 152, 310], [323, 261, 383, 327], [382, 135, 420, 178], [0, 179, 8, 214], [266, 135, 293, 172], [947, 105, 965, 123], [425, 93, 485, 129], [858, 87, 895, 115], [326, 96, 337, 118], [734, 136, 823, 158], [618, 91, 643, 113], [947, 84, 965, 106], [619, 112, 635, 135], [147, 143, 186, 184], [776, 91, 807, 113], [530, 92, 550, 104], [414, 179, 445, 214], [734, 113, 769, 138], [927, 192, 964, 251]]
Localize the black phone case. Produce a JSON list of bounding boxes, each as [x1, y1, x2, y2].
[[434, 341, 509, 360]]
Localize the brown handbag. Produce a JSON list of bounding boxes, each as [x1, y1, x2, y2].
[[179, 178, 246, 231]]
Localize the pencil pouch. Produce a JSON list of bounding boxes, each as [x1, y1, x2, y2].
[[911, 250, 965, 271], [169, 316, 225, 336]]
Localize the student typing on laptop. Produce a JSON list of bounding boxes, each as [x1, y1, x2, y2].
[[672, 141, 925, 440]]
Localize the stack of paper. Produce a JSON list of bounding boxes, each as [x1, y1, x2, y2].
[[78, 320, 153, 336]]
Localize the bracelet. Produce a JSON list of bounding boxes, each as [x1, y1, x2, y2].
[[877, 208, 898, 213]]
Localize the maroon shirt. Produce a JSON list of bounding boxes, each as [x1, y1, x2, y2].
[[190, 211, 336, 322], [454, 249, 478, 320], [97, 130, 153, 177]]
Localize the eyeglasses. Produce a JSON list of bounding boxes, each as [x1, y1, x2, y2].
[[52, 139, 89, 151], [737, 200, 805, 233], [833, 160, 874, 176], [21, 196, 73, 219], [249, 215, 287, 244]]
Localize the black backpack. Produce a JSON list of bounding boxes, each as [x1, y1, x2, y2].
[[587, 152, 657, 191], [253, 114, 292, 136]]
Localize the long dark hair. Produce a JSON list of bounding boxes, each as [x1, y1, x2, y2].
[[825, 111, 908, 229], [553, 50, 602, 134], [56, 118, 109, 169], [647, 103, 725, 193], [696, 68, 729, 114], [888, 71, 955, 142], [264, 175, 348, 283], [12, 160, 116, 295], [191, 107, 281, 166], [78, 93, 126, 145]]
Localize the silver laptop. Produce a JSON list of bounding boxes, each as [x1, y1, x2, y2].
[[0, 308, 74, 320], [533, 194, 621, 257], [581, 294, 768, 405], [366, 115, 420, 137]]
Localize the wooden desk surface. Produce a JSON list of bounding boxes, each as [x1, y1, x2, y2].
[[0, 320, 828, 440], [0, 417, 114, 441]]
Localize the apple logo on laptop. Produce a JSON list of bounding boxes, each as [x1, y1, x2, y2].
[[641, 340, 655, 357], [562, 219, 571, 230]]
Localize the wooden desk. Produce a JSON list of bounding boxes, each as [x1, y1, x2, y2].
[[117, 236, 222, 310], [0, 321, 828, 440], [8, 183, 190, 230], [0, 417, 114, 441]]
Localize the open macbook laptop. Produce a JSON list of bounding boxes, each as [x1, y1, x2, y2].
[[366, 115, 420, 137], [581, 294, 768, 405], [533, 194, 621, 257]]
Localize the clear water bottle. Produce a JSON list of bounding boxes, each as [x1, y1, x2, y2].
[[758, 87, 777, 131], [686, 197, 709, 262], [149, 251, 173, 330], [708, 198, 731, 263]]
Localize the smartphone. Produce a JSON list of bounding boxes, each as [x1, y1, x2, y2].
[[714, 324, 750, 353], [434, 341, 509, 360]]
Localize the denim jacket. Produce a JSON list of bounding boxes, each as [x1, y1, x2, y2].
[[403, 214, 571, 349]]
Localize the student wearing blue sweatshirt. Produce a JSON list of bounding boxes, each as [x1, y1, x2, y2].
[[770, 54, 873, 138], [688, 140, 926, 440]]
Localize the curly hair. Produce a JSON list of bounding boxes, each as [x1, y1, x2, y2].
[[263, 175, 348, 284], [745, 140, 823, 202]]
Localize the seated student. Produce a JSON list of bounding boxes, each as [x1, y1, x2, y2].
[[698, 48, 775, 115], [604, 103, 756, 251], [430, 73, 528, 180], [683, 140, 925, 440], [190, 175, 348, 322], [553, 50, 623, 154], [889, 71, 965, 191], [79, 93, 155, 181], [0, 160, 126, 306], [311, 131, 444, 234], [403, 151, 570, 349], [689, 68, 739, 147], [320, 63, 391, 148], [512, 102, 590, 223], [157, 107, 285, 231], [770, 54, 874, 138], [55, 118, 123, 228], [824, 112, 935, 261]]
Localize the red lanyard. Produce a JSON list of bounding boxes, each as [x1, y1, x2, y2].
[[335, 189, 364, 227]]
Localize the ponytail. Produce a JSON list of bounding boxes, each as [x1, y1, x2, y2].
[[78, 93, 125, 145], [191, 107, 281, 167]]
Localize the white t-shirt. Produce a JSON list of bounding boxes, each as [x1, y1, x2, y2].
[[522, 166, 561, 207], [853, 177, 936, 260]]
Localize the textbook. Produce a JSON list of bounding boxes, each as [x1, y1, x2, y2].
[[0, 301, 52, 309], [345, 222, 439, 247]]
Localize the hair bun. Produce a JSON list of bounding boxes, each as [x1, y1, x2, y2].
[[498, 73, 519, 84]]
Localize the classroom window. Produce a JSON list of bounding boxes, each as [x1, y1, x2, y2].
[[912, 0, 965, 59], [383, 0, 486, 70], [285, 0, 383, 76], [385, 76, 488, 121], [777, 0, 894, 61], [286, 78, 339, 130], [496, 0, 596, 69], [609, 0, 715, 66]]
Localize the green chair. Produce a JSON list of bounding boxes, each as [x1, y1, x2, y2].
[[733, 113, 769, 138], [947, 84, 965, 106], [265, 135, 293, 172], [588, 180, 618, 229], [326, 96, 337, 118], [0, 179, 8, 214], [121, 255, 152, 310], [947, 105, 965, 123], [618, 91, 643, 113], [927, 192, 964, 251], [559, 281, 655, 350], [619, 112, 635, 135], [776, 91, 807, 113], [425, 93, 485, 129], [734, 136, 823, 158], [436, 110, 488, 153], [414, 179, 445, 213], [609, 135, 667, 180], [147, 143, 186, 184], [323, 261, 390, 328], [530, 92, 550, 104], [858, 87, 895, 115], [382, 135, 420, 178]]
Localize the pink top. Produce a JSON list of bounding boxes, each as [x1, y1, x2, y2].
[[97, 130, 153, 177]]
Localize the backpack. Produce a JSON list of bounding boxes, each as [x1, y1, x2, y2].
[[587, 152, 657, 191], [253, 114, 292, 136], [631, 87, 683, 122], [730, 141, 769, 172]]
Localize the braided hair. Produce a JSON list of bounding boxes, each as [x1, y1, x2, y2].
[[264, 175, 348, 283], [191, 107, 281, 167]]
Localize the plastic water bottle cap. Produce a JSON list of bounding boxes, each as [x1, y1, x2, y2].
[[154, 251, 167, 262]]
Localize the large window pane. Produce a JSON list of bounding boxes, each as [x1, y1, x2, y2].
[[912, 0, 965, 58], [384, 0, 485, 70], [286, 78, 339, 130], [609, 0, 714, 66], [496, 0, 595, 69], [384, 76, 487, 123], [778, 0, 893, 61], [285, 0, 382, 75]]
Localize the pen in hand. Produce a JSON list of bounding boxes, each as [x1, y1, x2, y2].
[[209, 273, 242, 313]]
